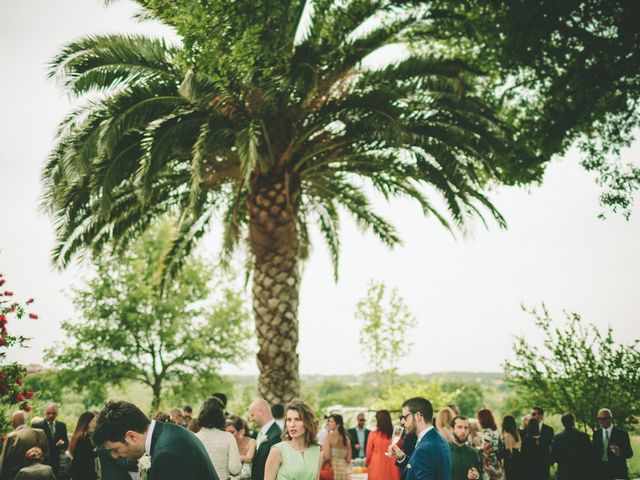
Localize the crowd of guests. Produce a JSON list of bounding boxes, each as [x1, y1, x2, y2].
[[0, 396, 634, 480]]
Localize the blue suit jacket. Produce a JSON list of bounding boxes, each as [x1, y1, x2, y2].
[[403, 428, 451, 480]]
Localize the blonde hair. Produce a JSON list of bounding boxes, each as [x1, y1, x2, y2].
[[435, 407, 455, 431]]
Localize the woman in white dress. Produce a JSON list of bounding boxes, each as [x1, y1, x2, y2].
[[225, 415, 256, 479], [196, 398, 242, 480]]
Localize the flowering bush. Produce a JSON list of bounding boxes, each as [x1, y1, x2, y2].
[[0, 272, 37, 416]]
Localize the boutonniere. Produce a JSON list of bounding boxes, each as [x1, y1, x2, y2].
[[260, 436, 269, 445], [138, 453, 151, 479]]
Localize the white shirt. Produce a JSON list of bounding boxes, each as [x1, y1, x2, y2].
[[416, 425, 434, 445], [602, 425, 613, 441], [256, 419, 276, 446], [144, 420, 156, 455]]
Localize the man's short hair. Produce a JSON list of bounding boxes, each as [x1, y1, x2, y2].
[[402, 397, 433, 423], [93, 401, 150, 445], [450, 415, 468, 428], [561, 413, 575, 429], [532, 406, 544, 417], [183, 405, 193, 414], [271, 403, 285, 420]]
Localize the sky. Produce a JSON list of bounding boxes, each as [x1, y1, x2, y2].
[[1, 0, 639, 378]]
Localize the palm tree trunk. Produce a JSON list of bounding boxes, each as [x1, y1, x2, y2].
[[248, 170, 301, 404]]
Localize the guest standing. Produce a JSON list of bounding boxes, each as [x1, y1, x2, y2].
[[68, 411, 97, 480], [32, 403, 69, 477], [592, 408, 633, 480], [322, 414, 351, 480], [249, 399, 282, 480], [196, 398, 242, 480], [521, 418, 546, 480], [477, 409, 504, 480], [348, 413, 370, 460], [449, 416, 482, 480], [264, 400, 322, 480], [225, 415, 257, 479], [13, 447, 56, 480], [501, 415, 521, 480], [550, 413, 592, 480], [436, 408, 455, 442], [366, 410, 401, 480], [530, 407, 554, 480]]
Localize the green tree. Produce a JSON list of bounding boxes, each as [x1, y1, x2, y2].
[[374, 378, 459, 413], [46, 221, 251, 411], [42, 1, 549, 402], [430, 0, 640, 217], [443, 382, 484, 417], [504, 305, 640, 430], [356, 281, 414, 386]]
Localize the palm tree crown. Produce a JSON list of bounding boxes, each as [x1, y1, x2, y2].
[[43, 0, 539, 402]]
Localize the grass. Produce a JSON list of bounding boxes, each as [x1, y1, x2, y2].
[[629, 435, 640, 478]]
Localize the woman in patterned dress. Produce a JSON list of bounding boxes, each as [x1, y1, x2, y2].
[[322, 414, 352, 480], [477, 408, 505, 480]]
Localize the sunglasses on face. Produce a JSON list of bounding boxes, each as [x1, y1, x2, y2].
[[399, 413, 413, 421]]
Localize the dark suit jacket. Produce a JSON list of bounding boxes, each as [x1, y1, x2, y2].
[[539, 423, 555, 480], [400, 428, 451, 480], [348, 427, 370, 459], [149, 421, 219, 480], [251, 421, 282, 480], [13, 463, 56, 480], [592, 426, 633, 479], [32, 421, 68, 475], [550, 427, 593, 480], [0, 427, 50, 480]]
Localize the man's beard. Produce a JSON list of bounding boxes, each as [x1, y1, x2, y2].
[[452, 432, 468, 445]]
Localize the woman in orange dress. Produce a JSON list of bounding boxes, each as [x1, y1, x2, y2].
[[365, 410, 401, 480]]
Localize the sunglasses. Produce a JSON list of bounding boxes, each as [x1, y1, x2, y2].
[[399, 413, 413, 421]]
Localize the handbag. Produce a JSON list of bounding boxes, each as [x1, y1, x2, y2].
[[319, 459, 333, 480]]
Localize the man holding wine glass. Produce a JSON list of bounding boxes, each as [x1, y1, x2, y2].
[[387, 397, 452, 480]]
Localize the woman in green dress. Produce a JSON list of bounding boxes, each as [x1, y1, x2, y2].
[[264, 400, 322, 480]]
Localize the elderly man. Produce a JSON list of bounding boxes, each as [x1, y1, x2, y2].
[[0, 411, 50, 480], [249, 399, 282, 480], [388, 397, 451, 480], [93, 400, 219, 480], [592, 408, 633, 480], [32, 403, 68, 476]]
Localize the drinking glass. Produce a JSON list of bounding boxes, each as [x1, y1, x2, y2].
[[385, 425, 404, 456]]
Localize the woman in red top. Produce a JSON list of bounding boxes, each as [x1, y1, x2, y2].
[[365, 410, 402, 480]]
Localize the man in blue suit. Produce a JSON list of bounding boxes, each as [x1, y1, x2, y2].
[[389, 397, 451, 480]]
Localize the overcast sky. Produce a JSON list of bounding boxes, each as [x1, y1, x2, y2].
[[2, 0, 639, 377]]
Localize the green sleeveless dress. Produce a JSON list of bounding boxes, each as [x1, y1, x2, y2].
[[274, 441, 321, 480]]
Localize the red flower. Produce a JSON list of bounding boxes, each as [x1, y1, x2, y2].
[[28, 313, 38, 320], [0, 315, 6, 323], [0, 279, 5, 286], [24, 389, 34, 399], [14, 393, 24, 402], [23, 404, 32, 412], [0, 372, 5, 379], [16, 378, 23, 386], [26, 298, 34, 304], [4, 291, 13, 296]]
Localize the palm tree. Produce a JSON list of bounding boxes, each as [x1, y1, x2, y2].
[[42, 1, 539, 403]]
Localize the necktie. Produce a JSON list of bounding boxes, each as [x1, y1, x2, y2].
[[49, 421, 56, 438], [602, 429, 609, 461]]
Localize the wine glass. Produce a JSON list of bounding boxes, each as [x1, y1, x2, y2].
[[385, 425, 404, 456]]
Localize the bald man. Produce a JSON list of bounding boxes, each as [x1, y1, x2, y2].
[[593, 408, 633, 480], [249, 399, 282, 480], [0, 411, 50, 480], [32, 403, 68, 476]]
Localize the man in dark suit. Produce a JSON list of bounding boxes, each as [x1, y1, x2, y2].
[[0, 411, 50, 480], [93, 400, 219, 480], [550, 413, 592, 480], [592, 408, 633, 480], [389, 397, 451, 480], [531, 406, 554, 480], [32, 403, 68, 476], [348, 413, 370, 460], [249, 399, 282, 480]]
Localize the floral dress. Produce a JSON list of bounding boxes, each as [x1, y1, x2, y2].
[[480, 428, 504, 480]]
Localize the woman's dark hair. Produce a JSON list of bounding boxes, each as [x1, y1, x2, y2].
[[375, 410, 393, 439], [198, 398, 226, 429], [477, 409, 497, 430], [501, 415, 520, 443], [527, 418, 540, 436], [226, 415, 248, 434], [329, 414, 348, 447], [70, 411, 96, 456]]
